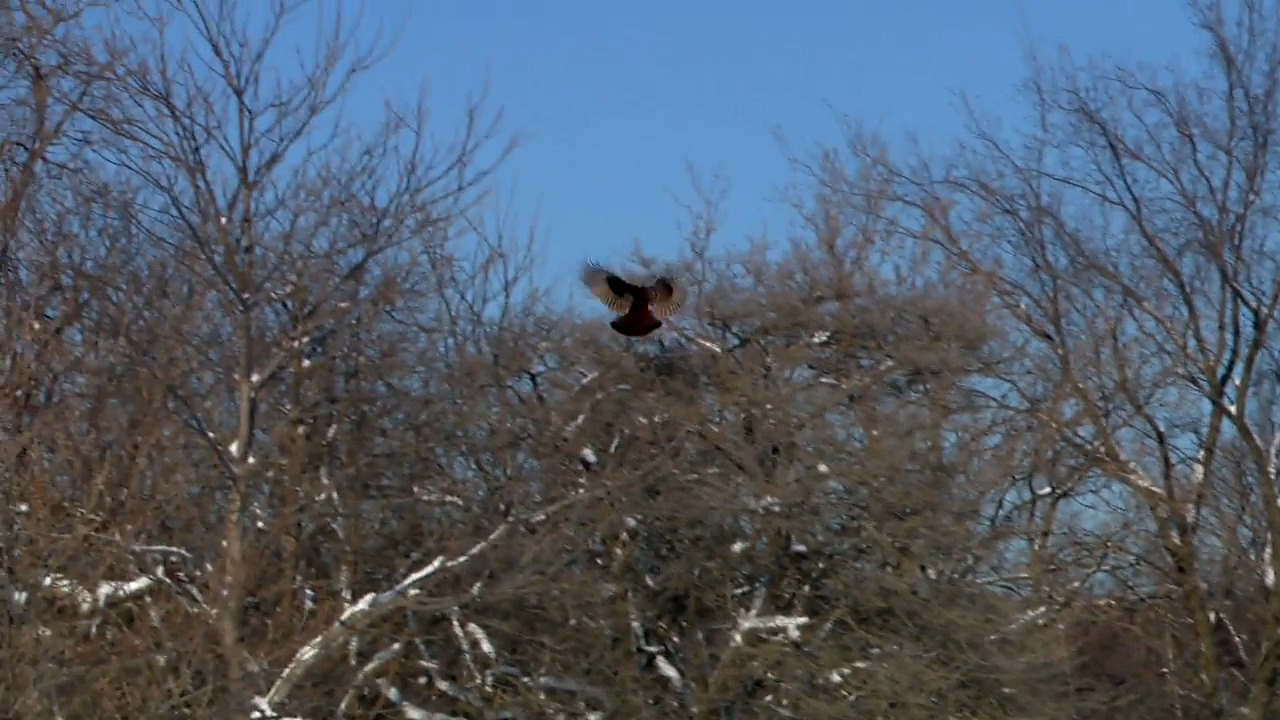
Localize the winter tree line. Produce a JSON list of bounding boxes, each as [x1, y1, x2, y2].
[[3, 0, 1280, 718]]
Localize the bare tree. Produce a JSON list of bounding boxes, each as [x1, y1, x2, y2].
[[810, 0, 1280, 716], [0, 0, 585, 717], [20, 0, 1280, 717], [415, 169, 1082, 719]]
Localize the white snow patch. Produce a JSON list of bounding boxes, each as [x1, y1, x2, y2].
[[732, 612, 810, 647], [1265, 541, 1275, 590], [465, 621, 495, 659], [690, 336, 724, 353], [654, 655, 683, 688], [747, 495, 782, 512]]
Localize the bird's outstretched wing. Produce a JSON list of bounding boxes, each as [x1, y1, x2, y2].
[[582, 262, 640, 315], [647, 277, 684, 319]]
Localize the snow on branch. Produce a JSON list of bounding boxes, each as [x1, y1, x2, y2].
[[989, 605, 1052, 640], [325, 607, 609, 718], [627, 590, 683, 692], [338, 642, 405, 717], [561, 372, 606, 438], [731, 613, 810, 646], [688, 334, 724, 353], [37, 571, 159, 617], [14, 542, 200, 622], [373, 678, 467, 720], [1263, 540, 1275, 591], [130, 544, 195, 560], [254, 493, 585, 718], [413, 486, 466, 506], [729, 583, 809, 648], [249, 696, 306, 720], [0, 553, 206, 661]]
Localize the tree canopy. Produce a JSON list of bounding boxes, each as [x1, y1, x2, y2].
[[3, 1, 1279, 718]]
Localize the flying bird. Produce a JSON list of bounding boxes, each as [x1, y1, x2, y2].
[[581, 261, 683, 337]]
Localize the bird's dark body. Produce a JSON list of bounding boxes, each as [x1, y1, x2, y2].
[[610, 311, 663, 337], [581, 261, 683, 337]]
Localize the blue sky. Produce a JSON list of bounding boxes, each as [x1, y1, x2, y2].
[[287, 0, 1201, 300]]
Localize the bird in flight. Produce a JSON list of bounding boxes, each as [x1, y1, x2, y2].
[[581, 261, 684, 337]]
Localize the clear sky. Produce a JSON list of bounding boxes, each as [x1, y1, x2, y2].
[[287, 0, 1201, 297]]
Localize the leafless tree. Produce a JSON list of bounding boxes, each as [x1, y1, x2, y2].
[[807, 0, 1280, 717], [0, 0, 577, 717], [16, 0, 1280, 718], [429, 170, 1083, 719]]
